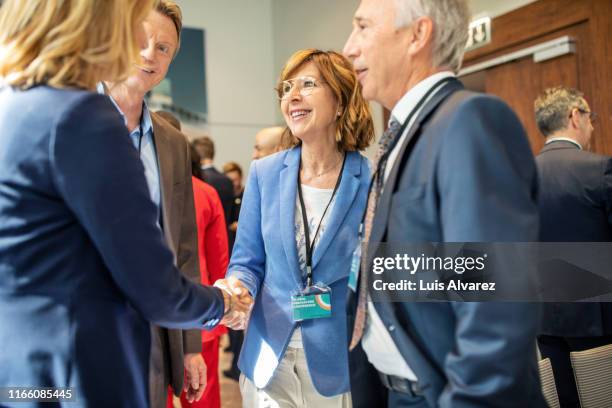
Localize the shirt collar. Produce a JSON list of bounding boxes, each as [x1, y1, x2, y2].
[[389, 71, 455, 126], [545, 137, 582, 150], [96, 82, 153, 135]]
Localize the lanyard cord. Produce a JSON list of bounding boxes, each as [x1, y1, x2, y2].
[[297, 152, 347, 287], [358, 76, 454, 236]]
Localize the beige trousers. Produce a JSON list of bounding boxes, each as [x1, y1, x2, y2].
[[239, 347, 352, 408]]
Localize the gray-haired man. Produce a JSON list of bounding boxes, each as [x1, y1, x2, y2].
[[343, 0, 546, 406]]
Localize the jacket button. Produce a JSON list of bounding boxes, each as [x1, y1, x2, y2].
[[388, 325, 395, 331]]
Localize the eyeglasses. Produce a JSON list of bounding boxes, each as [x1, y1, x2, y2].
[[276, 76, 326, 100], [574, 108, 598, 124]]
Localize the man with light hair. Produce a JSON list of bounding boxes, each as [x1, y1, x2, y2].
[[534, 86, 612, 408], [343, 0, 545, 406], [101, 1, 209, 406], [252, 126, 284, 160]]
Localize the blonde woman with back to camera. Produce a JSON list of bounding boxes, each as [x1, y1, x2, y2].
[[215, 49, 374, 408], [0, 1, 251, 406]]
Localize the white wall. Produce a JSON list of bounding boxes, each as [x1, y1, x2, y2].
[[177, 0, 279, 176], [469, 0, 537, 18], [271, 0, 358, 75]]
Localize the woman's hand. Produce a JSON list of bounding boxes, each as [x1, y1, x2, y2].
[[215, 277, 253, 330]]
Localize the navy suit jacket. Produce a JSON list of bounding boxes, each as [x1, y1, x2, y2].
[[536, 141, 612, 336], [202, 166, 234, 226], [227, 147, 370, 396], [0, 86, 224, 408], [348, 80, 546, 407]]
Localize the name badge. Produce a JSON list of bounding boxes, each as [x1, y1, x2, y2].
[[291, 286, 332, 322], [348, 243, 361, 292]]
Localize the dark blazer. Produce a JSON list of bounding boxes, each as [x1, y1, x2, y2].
[[202, 166, 234, 225], [536, 140, 612, 336], [227, 189, 243, 251], [0, 86, 224, 408], [149, 113, 203, 401], [348, 79, 546, 407]]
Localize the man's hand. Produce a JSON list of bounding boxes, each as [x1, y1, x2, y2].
[[215, 277, 253, 330], [183, 353, 206, 402]]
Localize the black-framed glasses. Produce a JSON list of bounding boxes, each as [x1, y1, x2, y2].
[[574, 108, 598, 124], [276, 76, 326, 100]]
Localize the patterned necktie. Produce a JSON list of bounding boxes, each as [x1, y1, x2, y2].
[[350, 119, 402, 350]]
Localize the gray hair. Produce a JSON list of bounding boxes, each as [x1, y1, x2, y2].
[[534, 87, 588, 137], [394, 0, 470, 74]]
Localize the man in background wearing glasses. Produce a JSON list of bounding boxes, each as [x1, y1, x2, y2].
[[535, 86, 612, 408]]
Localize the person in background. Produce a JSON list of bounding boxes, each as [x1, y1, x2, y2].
[[192, 136, 234, 228], [534, 86, 612, 408], [221, 161, 245, 381], [102, 2, 207, 405], [0, 0, 249, 406], [167, 146, 230, 408], [252, 126, 284, 160], [216, 48, 374, 408], [343, 0, 544, 406], [222, 161, 244, 250]]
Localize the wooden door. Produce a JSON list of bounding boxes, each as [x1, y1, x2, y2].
[[462, 0, 611, 156], [481, 23, 585, 154]]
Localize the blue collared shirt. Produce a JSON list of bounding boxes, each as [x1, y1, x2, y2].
[[97, 84, 161, 223]]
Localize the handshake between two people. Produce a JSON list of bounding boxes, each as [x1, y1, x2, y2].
[[214, 276, 253, 330]]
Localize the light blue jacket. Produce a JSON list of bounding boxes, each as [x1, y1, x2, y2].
[[228, 146, 370, 396]]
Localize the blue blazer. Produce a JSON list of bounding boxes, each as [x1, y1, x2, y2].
[[0, 86, 224, 408], [228, 146, 370, 396]]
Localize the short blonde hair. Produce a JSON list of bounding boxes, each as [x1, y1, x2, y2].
[[277, 49, 374, 152], [0, 0, 156, 90], [157, 0, 182, 54]]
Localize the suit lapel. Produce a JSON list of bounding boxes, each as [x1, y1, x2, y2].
[[312, 151, 361, 269], [279, 147, 302, 286], [151, 113, 175, 253], [368, 79, 463, 266]]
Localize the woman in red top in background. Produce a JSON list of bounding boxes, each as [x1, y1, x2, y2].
[[167, 143, 229, 408]]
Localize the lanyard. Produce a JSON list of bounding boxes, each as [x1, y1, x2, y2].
[[297, 153, 346, 287], [358, 76, 454, 238]]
